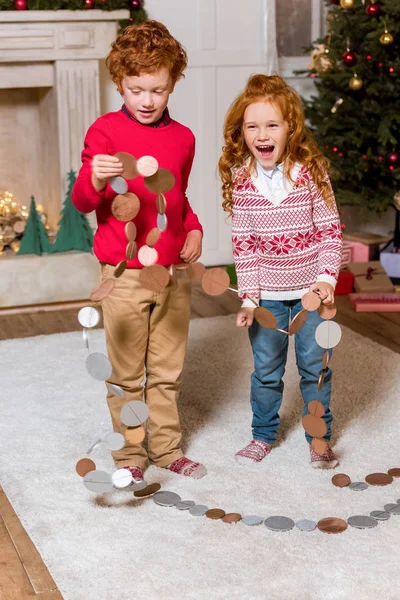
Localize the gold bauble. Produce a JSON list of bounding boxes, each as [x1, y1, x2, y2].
[[349, 75, 363, 90], [380, 32, 394, 46], [340, 0, 354, 8]]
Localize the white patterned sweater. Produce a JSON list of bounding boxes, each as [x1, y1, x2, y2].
[[231, 164, 343, 304]]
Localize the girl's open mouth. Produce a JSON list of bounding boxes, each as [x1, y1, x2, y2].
[[256, 145, 275, 158]]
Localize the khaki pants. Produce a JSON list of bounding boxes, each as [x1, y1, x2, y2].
[[100, 264, 191, 468]]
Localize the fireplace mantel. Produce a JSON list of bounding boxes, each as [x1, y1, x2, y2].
[[0, 10, 128, 227]]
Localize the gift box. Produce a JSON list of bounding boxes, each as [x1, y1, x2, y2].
[[340, 242, 354, 268], [343, 232, 390, 262], [379, 244, 400, 278], [335, 269, 355, 295], [350, 293, 400, 312], [347, 261, 395, 293]]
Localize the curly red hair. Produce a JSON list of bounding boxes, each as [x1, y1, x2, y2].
[[106, 20, 188, 92], [218, 74, 334, 214]]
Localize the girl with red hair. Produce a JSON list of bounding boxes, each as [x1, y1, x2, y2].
[[219, 74, 342, 469]]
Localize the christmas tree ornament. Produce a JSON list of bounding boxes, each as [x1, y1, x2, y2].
[[15, 0, 27, 8], [340, 0, 354, 8], [84, 0, 94, 7], [309, 45, 336, 74], [329, 0, 340, 4], [342, 50, 357, 66], [380, 30, 394, 46], [388, 153, 398, 164], [132, 0, 142, 8], [366, 2, 380, 16], [349, 74, 363, 90], [331, 97, 344, 113]]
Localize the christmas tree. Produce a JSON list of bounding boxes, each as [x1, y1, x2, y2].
[[297, 0, 399, 218], [52, 171, 93, 253], [17, 196, 51, 256]]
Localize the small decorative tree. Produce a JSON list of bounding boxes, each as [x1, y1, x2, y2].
[[52, 171, 94, 253], [17, 196, 51, 256]]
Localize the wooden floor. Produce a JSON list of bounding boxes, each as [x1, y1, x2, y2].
[[1, 283, 400, 600]]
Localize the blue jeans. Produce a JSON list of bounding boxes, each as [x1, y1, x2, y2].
[[248, 299, 333, 444]]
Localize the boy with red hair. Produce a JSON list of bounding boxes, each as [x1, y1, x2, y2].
[[73, 21, 206, 481]]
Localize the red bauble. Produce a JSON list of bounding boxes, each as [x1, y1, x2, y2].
[[329, 0, 340, 3], [366, 3, 380, 16], [388, 153, 399, 164], [132, 0, 142, 8], [15, 0, 27, 9], [342, 50, 357, 66], [84, 0, 94, 6]]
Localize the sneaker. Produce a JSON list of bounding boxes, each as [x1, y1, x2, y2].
[[235, 440, 272, 465], [164, 457, 207, 479], [310, 444, 339, 469]]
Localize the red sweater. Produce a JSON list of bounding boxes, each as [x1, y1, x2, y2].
[[72, 109, 202, 268]]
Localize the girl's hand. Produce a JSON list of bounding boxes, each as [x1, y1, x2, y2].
[[309, 281, 335, 305], [180, 230, 203, 263], [236, 308, 255, 328], [91, 154, 124, 191]]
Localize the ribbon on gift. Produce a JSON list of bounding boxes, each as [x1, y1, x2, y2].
[[355, 267, 386, 281]]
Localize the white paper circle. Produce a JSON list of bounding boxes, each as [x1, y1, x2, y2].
[[110, 176, 128, 194], [112, 468, 133, 488], [137, 155, 159, 177], [137, 245, 158, 267], [120, 400, 149, 427], [86, 353, 112, 381], [78, 306, 100, 328], [106, 383, 126, 398], [103, 432, 125, 451], [83, 470, 113, 493], [315, 320, 342, 349]]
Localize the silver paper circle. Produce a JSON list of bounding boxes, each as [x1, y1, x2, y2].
[[370, 510, 391, 521], [264, 516, 295, 531], [157, 213, 168, 232], [176, 501, 195, 510], [189, 504, 209, 516], [153, 491, 181, 507], [78, 306, 100, 328], [112, 468, 133, 488], [110, 176, 128, 194], [384, 503, 400, 515], [86, 353, 112, 381], [120, 400, 149, 427], [296, 519, 317, 532], [103, 432, 125, 451], [315, 320, 342, 349], [349, 482, 369, 491], [83, 470, 113, 493], [106, 383, 126, 398], [242, 515, 264, 526], [347, 515, 378, 529]]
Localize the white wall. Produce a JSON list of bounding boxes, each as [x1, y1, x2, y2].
[[100, 0, 273, 266]]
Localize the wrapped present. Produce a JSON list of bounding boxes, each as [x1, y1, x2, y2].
[[350, 293, 400, 312], [379, 244, 400, 278], [335, 269, 355, 295], [347, 261, 395, 293], [343, 232, 390, 262], [341, 242, 353, 268]]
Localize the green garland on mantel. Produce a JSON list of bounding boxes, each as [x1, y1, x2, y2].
[[0, 0, 147, 32]]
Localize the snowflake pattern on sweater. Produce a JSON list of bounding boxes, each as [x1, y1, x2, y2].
[[231, 165, 343, 301]]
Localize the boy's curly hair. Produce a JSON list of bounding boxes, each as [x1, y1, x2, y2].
[[106, 20, 188, 91], [218, 74, 334, 214]]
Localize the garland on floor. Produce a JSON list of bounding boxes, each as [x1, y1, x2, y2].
[[0, 0, 147, 32]]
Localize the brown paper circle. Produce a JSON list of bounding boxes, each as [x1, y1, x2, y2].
[[201, 268, 230, 296], [317, 517, 348, 534], [125, 426, 145, 444], [187, 262, 206, 281], [308, 400, 325, 418], [137, 155, 159, 177], [114, 260, 127, 278], [90, 278, 115, 302], [139, 265, 170, 292], [322, 350, 330, 369], [146, 228, 161, 248], [311, 438, 329, 455], [126, 241, 137, 261], [222, 513, 242, 524], [388, 468, 400, 478], [331, 473, 351, 488], [144, 168, 175, 193], [114, 152, 138, 179], [302, 414, 327, 438], [254, 307, 278, 330], [138, 245, 158, 267], [125, 221, 137, 242], [318, 303, 337, 320], [301, 291, 321, 312], [156, 193, 167, 214], [288, 309, 308, 335], [365, 472, 393, 486], [206, 509, 226, 520], [317, 371, 325, 391], [112, 193, 140, 222], [76, 458, 96, 477], [134, 483, 161, 498]]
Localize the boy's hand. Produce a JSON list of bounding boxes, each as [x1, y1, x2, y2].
[[236, 308, 255, 328], [91, 154, 124, 191], [309, 281, 335, 305], [180, 230, 203, 263]]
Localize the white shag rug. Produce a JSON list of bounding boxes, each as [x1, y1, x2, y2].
[[1, 315, 400, 600]]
